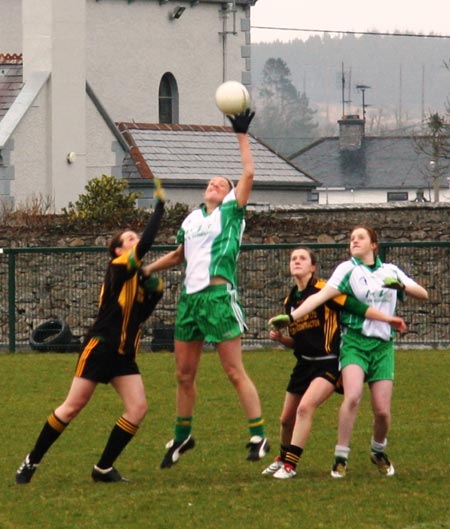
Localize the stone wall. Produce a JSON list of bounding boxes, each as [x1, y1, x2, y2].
[[1, 202, 448, 350]]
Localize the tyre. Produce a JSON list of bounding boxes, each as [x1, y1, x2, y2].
[[29, 319, 74, 353]]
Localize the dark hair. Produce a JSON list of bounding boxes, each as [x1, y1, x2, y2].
[[351, 225, 379, 256], [290, 247, 318, 280], [225, 178, 235, 191], [291, 246, 317, 266], [108, 230, 127, 258]]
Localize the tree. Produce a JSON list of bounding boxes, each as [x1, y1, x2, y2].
[[252, 58, 318, 156], [414, 110, 450, 202]]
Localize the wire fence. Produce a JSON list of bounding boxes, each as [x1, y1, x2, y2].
[[0, 242, 448, 352]]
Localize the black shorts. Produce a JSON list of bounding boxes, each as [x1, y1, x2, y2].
[[286, 356, 342, 395], [75, 338, 140, 384]]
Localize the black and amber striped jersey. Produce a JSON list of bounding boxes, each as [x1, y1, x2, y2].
[[85, 201, 164, 356], [86, 250, 162, 356], [284, 277, 367, 360]]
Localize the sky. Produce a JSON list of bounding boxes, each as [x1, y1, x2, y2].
[[251, 0, 450, 43]]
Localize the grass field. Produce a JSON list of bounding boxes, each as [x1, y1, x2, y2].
[[1, 349, 449, 529]]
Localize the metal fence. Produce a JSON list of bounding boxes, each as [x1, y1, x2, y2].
[[0, 242, 448, 352]]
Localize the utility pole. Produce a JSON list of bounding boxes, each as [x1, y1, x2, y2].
[[356, 84, 371, 124]]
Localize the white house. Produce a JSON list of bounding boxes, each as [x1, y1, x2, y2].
[[0, 0, 316, 211], [289, 115, 450, 204]]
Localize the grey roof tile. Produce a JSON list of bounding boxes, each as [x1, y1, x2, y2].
[[290, 136, 435, 189], [0, 55, 24, 121], [118, 123, 316, 188]]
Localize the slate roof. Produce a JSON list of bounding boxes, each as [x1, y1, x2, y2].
[[289, 136, 435, 190], [118, 123, 316, 189], [0, 54, 23, 121]]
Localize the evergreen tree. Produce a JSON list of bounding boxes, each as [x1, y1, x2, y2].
[[252, 58, 318, 156]]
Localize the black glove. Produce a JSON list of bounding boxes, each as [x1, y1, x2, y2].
[[227, 108, 255, 134]]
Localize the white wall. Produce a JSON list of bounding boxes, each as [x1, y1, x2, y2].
[[85, 0, 251, 125], [0, 0, 22, 51], [9, 87, 50, 208], [318, 187, 450, 204], [86, 95, 124, 183]]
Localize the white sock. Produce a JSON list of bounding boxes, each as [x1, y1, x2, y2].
[[371, 438, 387, 453], [334, 445, 350, 460]]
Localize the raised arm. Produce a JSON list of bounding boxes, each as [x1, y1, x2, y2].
[[136, 179, 165, 260], [227, 109, 255, 208]]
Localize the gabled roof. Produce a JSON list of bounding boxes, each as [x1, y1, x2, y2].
[[0, 54, 24, 121], [0, 56, 50, 149], [118, 122, 317, 189], [289, 136, 434, 189]]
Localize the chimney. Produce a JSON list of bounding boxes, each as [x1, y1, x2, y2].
[[338, 114, 364, 151]]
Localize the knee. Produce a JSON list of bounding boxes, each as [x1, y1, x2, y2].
[[126, 399, 148, 425], [57, 399, 86, 422], [225, 368, 241, 386], [373, 407, 390, 423], [343, 393, 362, 411], [134, 401, 148, 424], [296, 401, 313, 419], [176, 367, 196, 388]]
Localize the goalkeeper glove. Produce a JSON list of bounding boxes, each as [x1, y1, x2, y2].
[[268, 314, 293, 330], [227, 108, 255, 134], [383, 277, 405, 291], [144, 275, 164, 293], [153, 178, 165, 202]]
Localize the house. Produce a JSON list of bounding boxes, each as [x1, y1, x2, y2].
[[289, 115, 450, 204], [0, 0, 316, 211], [119, 121, 316, 207]]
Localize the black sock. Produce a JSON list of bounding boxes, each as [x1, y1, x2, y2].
[[96, 416, 138, 469], [29, 412, 68, 465], [284, 444, 303, 469]]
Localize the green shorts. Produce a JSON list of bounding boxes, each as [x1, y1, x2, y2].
[[340, 328, 395, 382], [174, 284, 248, 343]]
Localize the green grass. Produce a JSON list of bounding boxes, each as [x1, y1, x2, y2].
[[1, 349, 449, 529]]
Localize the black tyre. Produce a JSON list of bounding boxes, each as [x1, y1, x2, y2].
[[30, 319, 74, 353]]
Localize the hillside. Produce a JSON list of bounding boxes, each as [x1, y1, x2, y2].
[[251, 33, 450, 133]]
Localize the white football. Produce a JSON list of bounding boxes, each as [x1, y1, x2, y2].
[[215, 81, 251, 115]]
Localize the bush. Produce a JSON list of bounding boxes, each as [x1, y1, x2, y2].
[[62, 174, 143, 225]]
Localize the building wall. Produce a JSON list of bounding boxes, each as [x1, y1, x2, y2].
[[9, 87, 50, 208], [85, 0, 252, 125], [317, 187, 450, 205], [85, 95, 125, 183], [0, 0, 22, 51]]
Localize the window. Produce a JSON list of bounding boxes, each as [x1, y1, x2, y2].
[[307, 191, 319, 203], [387, 192, 408, 202], [158, 73, 179, 124]]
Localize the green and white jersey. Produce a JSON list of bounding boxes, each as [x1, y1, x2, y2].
[[177, 190, 245, 294], [327, 256, 418, 341]]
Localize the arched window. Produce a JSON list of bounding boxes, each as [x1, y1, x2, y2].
[[159, 72, 179, 124]]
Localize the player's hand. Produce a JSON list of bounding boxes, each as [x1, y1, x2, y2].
[[153, 178, 165, 202], [227, 108, 255, 134], [269, 329, 283, 342], [383, 277, 405, 291], [268, 314, 292, 330], [144, 275, 164, 293], [389, 316, 407, 334]]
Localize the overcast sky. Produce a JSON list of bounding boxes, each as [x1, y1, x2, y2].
[[251, 0, 450, 43]]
